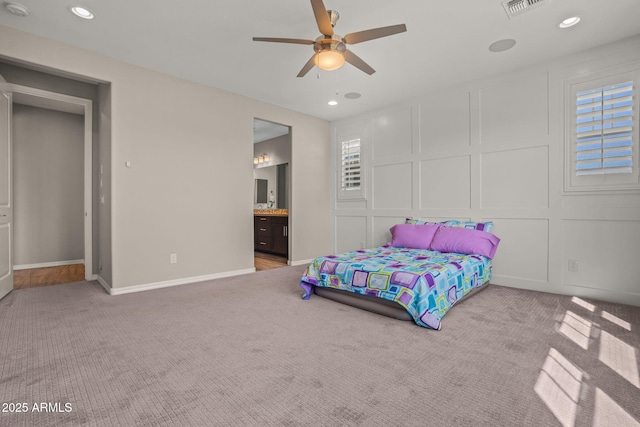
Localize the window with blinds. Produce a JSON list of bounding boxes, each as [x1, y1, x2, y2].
[[575, 81, 634, 175], [335, 121, 366, 200], [340, 138, 361, 190]]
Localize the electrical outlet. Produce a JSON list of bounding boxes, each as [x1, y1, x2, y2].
[[170, 253, 177, 264], [568, 260, 579, 272], [360, 242, 365, 249]]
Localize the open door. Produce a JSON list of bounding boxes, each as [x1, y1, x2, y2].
[[0, 74, 12, 300]]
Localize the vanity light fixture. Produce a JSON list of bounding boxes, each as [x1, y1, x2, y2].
[[69, 5, 95, 19], [254, 153, 270, 165]]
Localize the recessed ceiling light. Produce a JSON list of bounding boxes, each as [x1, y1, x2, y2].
[[344, 92, 362, 100], [5, 2, 30, 17], [69, 6, 95, 19], [488, 38, 516, 53], [559, 16, 580, 28], [328, 100, 338, 106]]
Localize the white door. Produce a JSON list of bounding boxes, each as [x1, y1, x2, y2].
[[0, 74, 13, 300]]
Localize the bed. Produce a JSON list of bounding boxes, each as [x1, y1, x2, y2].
[[299, 219, 500, 330]]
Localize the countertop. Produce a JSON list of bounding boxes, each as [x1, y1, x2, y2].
[[253, 209, 288, 217]]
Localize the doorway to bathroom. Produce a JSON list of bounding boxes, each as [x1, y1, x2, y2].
[[253, 118, 290, 270]]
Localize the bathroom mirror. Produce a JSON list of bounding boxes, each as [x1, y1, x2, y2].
[[253, 163, 289, 209], [255, 179, 268, 203]]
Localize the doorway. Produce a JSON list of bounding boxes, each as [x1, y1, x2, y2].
[[253, 118, 291, 270], [9, 84, 93, 288]]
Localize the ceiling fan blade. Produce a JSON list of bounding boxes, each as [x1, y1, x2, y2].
[[343, 24, 407, 45], [253, 37, 314, 45], [343, 50, 375, 75], [297, 55, 317, 77], [310, 0, 333, 36]]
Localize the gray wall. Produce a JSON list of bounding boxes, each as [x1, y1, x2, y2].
[[0, 24, 331, 291], [332, 35, 640, 307], [13, 104, 84, 265], [253, 133, 291, 167]]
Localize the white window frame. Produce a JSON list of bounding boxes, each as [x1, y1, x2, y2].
[[335, 121, 367, 200], [564, 68, 640, 193]]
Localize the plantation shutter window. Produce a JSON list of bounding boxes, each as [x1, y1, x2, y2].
[[565, 68, 640, 193], [335, 122, 366, 200], [341, 138, 361, 191], [575, 81, 634, 176]]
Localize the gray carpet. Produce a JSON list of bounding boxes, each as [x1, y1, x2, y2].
[[1, 265, 639, 427]]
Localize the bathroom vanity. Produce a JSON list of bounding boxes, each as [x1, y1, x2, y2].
[[254, 210, 288, 257]]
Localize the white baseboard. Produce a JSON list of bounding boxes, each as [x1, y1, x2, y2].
[[558, 283, 640, 307], [491, 279, 640, 307], [107, 268, 256, 296], [14, 259, 84, 270], [289, 259, 313, 267]]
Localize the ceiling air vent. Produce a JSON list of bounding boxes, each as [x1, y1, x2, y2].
[[502, 0, 546, 18]]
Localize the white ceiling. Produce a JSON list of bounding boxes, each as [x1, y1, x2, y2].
[[1, 0, 639, 122]]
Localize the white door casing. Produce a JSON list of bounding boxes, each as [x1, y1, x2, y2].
[[0, 74, 12, 300], [8, 84, 93, 281]]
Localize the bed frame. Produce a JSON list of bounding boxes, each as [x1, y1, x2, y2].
[[314, 286, 413, 321], [314, 283, 488, 322]]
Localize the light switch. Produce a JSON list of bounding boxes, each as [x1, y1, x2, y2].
[[125, 161, 132, 168]]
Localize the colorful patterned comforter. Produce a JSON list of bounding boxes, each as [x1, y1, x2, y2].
[[300, 246, 492, 330]]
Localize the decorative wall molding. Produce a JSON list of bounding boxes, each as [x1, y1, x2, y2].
[[331, 36, 640, 307]]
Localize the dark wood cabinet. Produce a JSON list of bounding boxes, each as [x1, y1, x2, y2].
[[271, 216, 288, 256], [254, 215, 288, 257]]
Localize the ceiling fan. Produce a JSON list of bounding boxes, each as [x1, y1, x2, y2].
[[253, 0, 407, 77]]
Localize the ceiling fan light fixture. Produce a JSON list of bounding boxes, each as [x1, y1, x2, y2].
[[253, 0, 406, 77], [314, 50, 345, 71]]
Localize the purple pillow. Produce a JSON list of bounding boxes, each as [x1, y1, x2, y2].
[[389, 223, 441, 250], [430, 226, 500, 259]]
